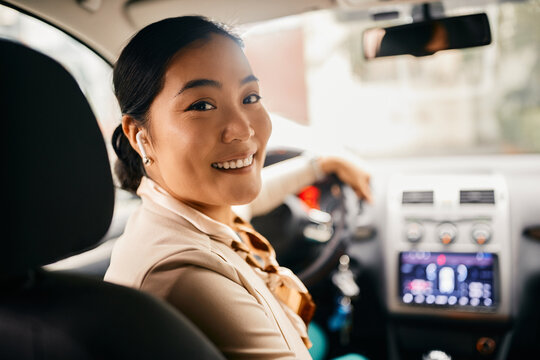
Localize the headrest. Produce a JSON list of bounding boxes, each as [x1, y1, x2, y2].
[[1, 39, 114, 275]]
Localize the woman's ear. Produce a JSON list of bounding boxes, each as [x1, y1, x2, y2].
[[122, 115, 143, 157], [122, 115, 154, 166]]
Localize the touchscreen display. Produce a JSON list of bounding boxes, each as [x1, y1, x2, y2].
[[399, 252, 496, 308]]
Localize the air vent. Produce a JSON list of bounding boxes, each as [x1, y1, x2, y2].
[[460, 190, 495, 204], [402, 191, 433, 204]]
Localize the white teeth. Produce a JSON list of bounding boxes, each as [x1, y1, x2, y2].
[[212, 154, 254, 170]]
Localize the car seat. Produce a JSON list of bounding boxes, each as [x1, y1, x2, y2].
[[0, 38, 225, 360]]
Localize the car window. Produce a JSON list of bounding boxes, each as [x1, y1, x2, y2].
[[0, 4, 139, 233], [241, 0, 540, 158]]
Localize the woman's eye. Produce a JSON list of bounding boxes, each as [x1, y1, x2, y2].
[[186, 101, 216, 111], [243, 94, 261, 104]]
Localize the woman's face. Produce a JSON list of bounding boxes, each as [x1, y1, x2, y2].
[[144, 33, 271, 215]]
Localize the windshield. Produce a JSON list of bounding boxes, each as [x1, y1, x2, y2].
[[241, 0, 540, 158]]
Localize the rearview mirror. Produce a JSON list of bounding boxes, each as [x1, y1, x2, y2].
[[363, 13, 492, 59]]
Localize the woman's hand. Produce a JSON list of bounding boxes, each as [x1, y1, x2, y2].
[[318, 156, 373, 203]]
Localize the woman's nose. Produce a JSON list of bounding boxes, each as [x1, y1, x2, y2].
[[221, 109, 255, 143]]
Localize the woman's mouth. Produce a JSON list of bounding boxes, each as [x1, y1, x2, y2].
[[211, 154, 254, 170]]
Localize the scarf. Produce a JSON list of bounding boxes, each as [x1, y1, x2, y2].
[[230, 216, 316, 348]]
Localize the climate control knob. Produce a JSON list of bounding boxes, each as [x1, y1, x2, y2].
[[437, 223, 457, 245], [471, 223, 491, 245], [405, 222, 424, 243]]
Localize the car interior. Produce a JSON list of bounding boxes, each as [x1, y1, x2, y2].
[[1, 0, 539, 359]]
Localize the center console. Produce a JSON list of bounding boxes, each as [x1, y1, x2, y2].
[[384, 173, 511, 319], [383, 173, 512, 359]]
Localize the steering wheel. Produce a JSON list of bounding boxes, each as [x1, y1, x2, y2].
[[251, 149, 351, 288]]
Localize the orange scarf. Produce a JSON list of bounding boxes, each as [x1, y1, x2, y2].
[[230, 216, 316, 348]]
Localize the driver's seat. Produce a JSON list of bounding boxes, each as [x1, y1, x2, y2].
[[0, 38, 225, 360]]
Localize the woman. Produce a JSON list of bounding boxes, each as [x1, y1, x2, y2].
[[105, 16, 371, 360]]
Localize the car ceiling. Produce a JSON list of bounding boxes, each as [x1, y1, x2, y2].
[[3, 0, 487, 63]]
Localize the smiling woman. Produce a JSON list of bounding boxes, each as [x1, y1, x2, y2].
[[105, 15, 314, 359]]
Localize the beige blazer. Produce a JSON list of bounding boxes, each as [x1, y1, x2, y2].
[[105, 156, 318, 360]]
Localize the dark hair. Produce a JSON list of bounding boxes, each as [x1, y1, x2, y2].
[[111, 16, 242, 193]]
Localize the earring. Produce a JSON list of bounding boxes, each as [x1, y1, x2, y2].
[[135, 131, 153, 166]]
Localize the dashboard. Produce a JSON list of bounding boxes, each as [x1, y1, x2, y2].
[[346, 154, 540, 359]]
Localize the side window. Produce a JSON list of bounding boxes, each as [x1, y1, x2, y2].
[[0, 4, 139, 241]]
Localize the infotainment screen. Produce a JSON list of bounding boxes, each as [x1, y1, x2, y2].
[[399, 252, 496, 308]]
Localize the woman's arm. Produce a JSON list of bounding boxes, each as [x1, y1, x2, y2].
[[248, 155, 319, 217], [235, 154, 372, 220]]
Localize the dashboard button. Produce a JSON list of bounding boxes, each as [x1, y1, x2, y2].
[[476, 337, 496, 356], [472, 223, 492, 245], [437, 223, 457, 245], [405, 222, 424, 243]]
